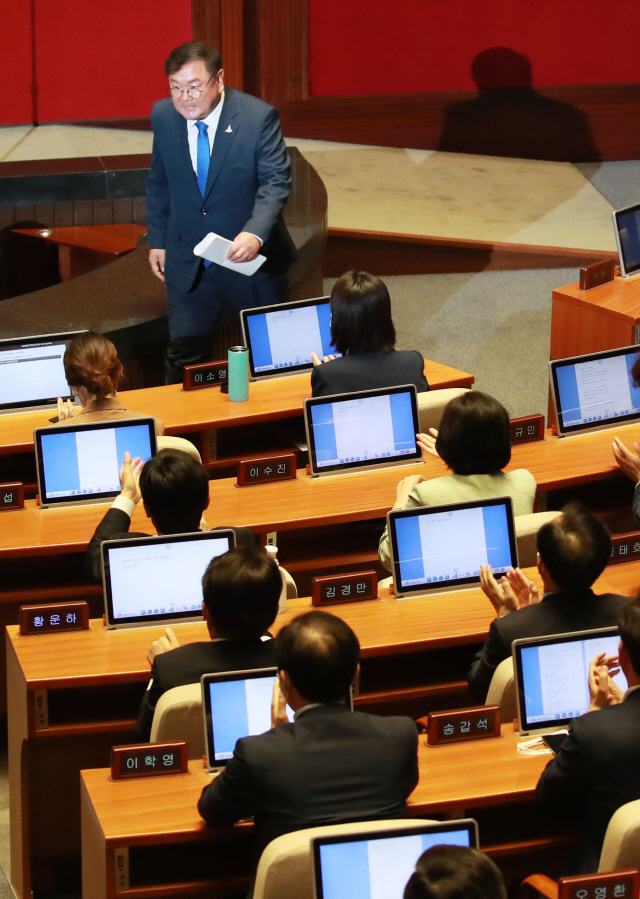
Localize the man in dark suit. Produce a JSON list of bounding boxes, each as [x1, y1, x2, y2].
[[135, 545, 281, 741], [146, 42, 296, 383], [537, 595, 640, 872], [467, 503, 629, 702], [84, 448, 253, 583], [198, 610, 419, 860]]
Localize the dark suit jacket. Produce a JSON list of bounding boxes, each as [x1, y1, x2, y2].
[[537, 689, 640, 872], [467, 590, 629, 702], [311, 350, 430, 398], [632, 483, 640, 526], [198, 704, 419, 858], [146, 89, 296, 295], [84, 506, 255, 584], [135, 637, 278, 742]]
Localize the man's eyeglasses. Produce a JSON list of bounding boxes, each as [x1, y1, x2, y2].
[[168, 75, 214, 99]]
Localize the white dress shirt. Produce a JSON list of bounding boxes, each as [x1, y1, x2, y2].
[[187, 93, 225, 175]]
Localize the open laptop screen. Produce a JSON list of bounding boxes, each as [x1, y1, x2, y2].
[[613, 203, 640, 277], [550, 345, 640, 436], [34, 418, 156, 508], [0, 331, 85, 413], [305, 385, 421, 477], [241, 296, 338, 379], [514, 627, 627, 735], [202, 669, 295, 770], [102, 530, 235, 628], [388, 497, 517, 599], [313, 820, 478, 899]]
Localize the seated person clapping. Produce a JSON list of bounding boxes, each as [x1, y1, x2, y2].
[[379, 391, 536, 569]]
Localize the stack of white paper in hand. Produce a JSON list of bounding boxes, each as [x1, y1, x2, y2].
[[193, 232, 266, 276]]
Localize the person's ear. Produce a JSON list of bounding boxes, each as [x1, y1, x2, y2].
[[278, 669, 289, 700]]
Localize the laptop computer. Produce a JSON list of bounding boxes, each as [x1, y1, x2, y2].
[[241, 295, 338, 381], [34, 417, 157, 509], [613, 202, 640, 278], [387, 496, 518, 599], [102, 529, 236, 629], [304, 385, 422, 478], [513, 626, 627, 736], [549, 344, 640, 436], [312, 819, 479, 899], [0, 330, 86, 415], [202, 668, 355, 773]]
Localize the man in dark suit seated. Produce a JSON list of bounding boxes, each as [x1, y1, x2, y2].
[[197, 610, 419, 860], [537, 595, 640, 872], [135, 545, 281, 741], [84, 448, 254, 583], [468, 503, 629, 702]]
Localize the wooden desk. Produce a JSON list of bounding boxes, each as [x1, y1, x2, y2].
[[0, 359, 474, 484], [7, 581, 506, 898], [13, 225, 147, 280], [80, 726, 570, 899]]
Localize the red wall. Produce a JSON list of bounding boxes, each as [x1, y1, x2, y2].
[[0, 0, 191, 125], [309, 0, 640, 96]]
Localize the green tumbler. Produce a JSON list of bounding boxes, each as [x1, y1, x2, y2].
[[228, 346, 249, 402]]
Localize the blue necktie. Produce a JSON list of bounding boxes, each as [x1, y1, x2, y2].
[[196, 121, 213, 266], [196, 121, 210, 196]]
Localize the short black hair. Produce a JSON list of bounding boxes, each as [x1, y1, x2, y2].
[[631, 353, 640, 389], [329, 271, 396, 356], [201, 547, 281, 640], [435, 391, 511, 475], [619, 596, 640, 677], [275, 611, 360, 703], [139, 449, 209, 534], [536, 502, 611, 591], [164, 42, 222, 78], [404, 845, 507, 899]]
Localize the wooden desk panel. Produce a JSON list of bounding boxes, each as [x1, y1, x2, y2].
[[79, 727, 560, 899], [0, 359, 474, 455]]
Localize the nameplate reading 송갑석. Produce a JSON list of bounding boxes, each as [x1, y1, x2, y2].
[[426, 707, 501, 746], [19, 601, 89, 636], [111, 742, 188, 780], [0, 482, 25, 511], [312, 572, 379, 607], [183, 360, 228, 391], [236, 454, 296, 487]]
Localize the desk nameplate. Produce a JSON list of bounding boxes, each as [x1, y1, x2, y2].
[[183, 360, 228, 391], [0, 482, 24, 511], [510, 415, 545, 445], [558, 869, 639, 899], [236, 454, 296, 487], [19, 601, 89, 636], [609, 533, 640, 565], [426, 706, 501, 746], [111, 742, 188, 780], [312, 571, 378, 606]]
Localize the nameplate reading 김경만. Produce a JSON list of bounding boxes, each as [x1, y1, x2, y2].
[[558, 870, 639, 899], [110, 742, 188, 780], [236, 454, 297, 487], [426, 707, 501, 746], [19, 601, 89, 636], [509, 415, 544, 445], [312, 572, 378, 607], [0, 482, 24, 511], [609, 532, 640, 566], [183, 360, 228, 391]]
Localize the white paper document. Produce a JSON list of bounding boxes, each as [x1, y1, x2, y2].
[[193, 232, 266, 276]]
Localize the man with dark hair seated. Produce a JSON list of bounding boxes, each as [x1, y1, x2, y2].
[[85, 448, 254, 582], [197, 610, 419, 859], [537, 595, 640, 872], [135, 545, 281, 741], [468, 503, 629, 702], [404, 845, 507, 899]]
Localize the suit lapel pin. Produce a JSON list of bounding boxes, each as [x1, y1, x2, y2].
[[225, 125, 233, 133]]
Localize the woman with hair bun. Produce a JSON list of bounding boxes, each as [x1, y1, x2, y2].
[[55, 331, 165, 433]]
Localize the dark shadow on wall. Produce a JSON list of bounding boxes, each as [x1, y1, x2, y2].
[[437, 47, 600, 162]]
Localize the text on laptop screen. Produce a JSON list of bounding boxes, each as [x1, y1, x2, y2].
[[106, 535, 231, 621], [520, 632, 627, 726], [208, 675, 293, 761], [311, 392, 416, 468], [0, 341, 70, 408], [555, 350, 640, 428], [40, 424, 153, 499], [616, 206, 640, 274], [246, 301, 336, 373], [394, 503, 513, 588], [316, 828, 472, 899]]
